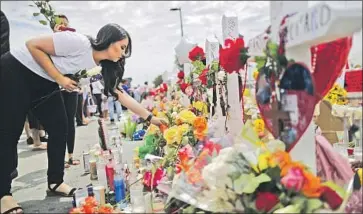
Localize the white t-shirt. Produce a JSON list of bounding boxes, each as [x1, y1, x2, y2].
[[91, 80, 104, 94], [10, 31, 97, 82]]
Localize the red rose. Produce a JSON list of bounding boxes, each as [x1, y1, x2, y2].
[[255, 192, 280, 212], [179, 83, 190, 94], [177, 70, 185, 79], [219, 38, 245, 74], [320, 186, 343, 210], [188, 46, 205, 62], [198, 68, 209, 85]]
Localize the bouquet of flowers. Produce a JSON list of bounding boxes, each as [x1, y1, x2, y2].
[[324, 83, 348, 105], [198, 142, 347, 213], [69, 197, 115, 214]]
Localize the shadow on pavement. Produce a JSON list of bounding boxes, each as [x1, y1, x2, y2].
[[19, 197, 72, 213], [17, 148, 46, 159], [12, 169, 47, 193]]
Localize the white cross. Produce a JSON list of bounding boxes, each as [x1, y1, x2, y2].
[[248, 1, 362, 174], [221, 12, 244, 136]]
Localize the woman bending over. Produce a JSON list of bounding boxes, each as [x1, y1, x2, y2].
[[0, 23, 166, 214]]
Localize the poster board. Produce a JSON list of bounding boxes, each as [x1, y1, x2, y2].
[[345, 69, 363, 99], [316, 100, 344, 144]]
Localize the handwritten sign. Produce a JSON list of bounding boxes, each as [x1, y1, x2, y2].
[[345, 69, 363, 92], [205, 36, 219, 66], [248, 32, 269, 56], [222, 12, 239, 42], [284, 2, 362, 48]]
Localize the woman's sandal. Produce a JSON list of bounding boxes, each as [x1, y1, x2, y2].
[[64, 161, 70, 168], [1, 206, 23, 214], [1, 196, 23, 214], [68, 157, 80, 166], [46, 183, 77, 197]]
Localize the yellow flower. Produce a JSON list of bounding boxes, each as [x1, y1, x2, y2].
[[156, 112, 168, 121], [193, 101, 207, 113], [163, 126, 182, 145], [243, 88, 250, 97], [146, 124, 159, 135], [178, 124, 190, 135], [152, 108, 158, 116], [253, 118, 265, 134], [178, 110, 196, 124], [256, 152, 277, 172], [253, 69, 259, 80]]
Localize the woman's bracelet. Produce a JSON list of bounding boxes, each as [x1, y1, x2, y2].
[[145, 113, 153, 122]]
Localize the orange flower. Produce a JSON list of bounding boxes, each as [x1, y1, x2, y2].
[[187, 168, 203, 184], [280, 161, 307, 177], [193, 117, 207, 132], [301, 170, 322, 198], [175, 117, 183, 125], [193, 116, 207, 141], [159, 124, 168, 133], [271, 151, 292, 173]]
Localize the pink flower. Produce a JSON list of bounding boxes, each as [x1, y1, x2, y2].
[[281, 167, 305, 192]]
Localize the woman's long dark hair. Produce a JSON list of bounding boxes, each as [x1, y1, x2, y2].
[[88, 23, 132, 99]]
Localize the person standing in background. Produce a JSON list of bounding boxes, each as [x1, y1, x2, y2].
[[76, 78, 90, 126], [120, 79, 130, 111], [133, 85, 140, 102], [91, 78, 104, 118]]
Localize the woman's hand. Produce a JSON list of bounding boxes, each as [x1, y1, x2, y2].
[[150, 117, 168, 126], [56, 75, 78, 92]]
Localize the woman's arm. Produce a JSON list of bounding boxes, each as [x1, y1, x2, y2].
[[116, 89, 150, 119], [116, 90, 167, 126], [25, 34, 78, 91]]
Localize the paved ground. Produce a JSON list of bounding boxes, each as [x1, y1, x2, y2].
[[13, 118, 100, 213]]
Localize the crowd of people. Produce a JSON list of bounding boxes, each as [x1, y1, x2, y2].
[[0, 10, 167, 214]]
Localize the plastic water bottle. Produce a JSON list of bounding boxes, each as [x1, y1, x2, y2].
[[114, 169, 125, 203]]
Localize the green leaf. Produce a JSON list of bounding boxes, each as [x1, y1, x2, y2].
[[265, 166, 281, 182], [255, 56, 266, 71], [305, 198, 323, 213], [267, 41, 279, 58], [243, 173, 271, 194], [54, 16, 62, 25], [233, 174, 253, 194], [39, 20, 47, 25], [255, 173, 271, 183], [32, 12, 40, 16]]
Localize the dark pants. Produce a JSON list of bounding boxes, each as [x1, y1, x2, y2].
[[61, 91, 78, 154], [94, 93, 102, 116], [75, 94, 83, 125], [0, 53, 68, 198], [27, 110, 41, 129]]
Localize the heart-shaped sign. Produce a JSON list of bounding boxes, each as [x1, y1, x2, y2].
[[311, 37, 352, 102], [256, 63, 316, 152]]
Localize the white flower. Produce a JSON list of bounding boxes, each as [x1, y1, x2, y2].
[[202, 147, 238, 189], [217, 70, 226, 81], [87, 66, 102, 77], [171, 112, 178, 118]]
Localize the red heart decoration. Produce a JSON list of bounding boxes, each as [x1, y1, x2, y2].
[[256, 63, 316, 152], [311, 37, 352, 102]]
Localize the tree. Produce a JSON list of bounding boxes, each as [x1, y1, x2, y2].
[[29, 1, 58, 27], [153, 75, 163, 88]]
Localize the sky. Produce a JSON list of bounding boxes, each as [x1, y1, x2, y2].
[[1, 1, 362, 86]]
